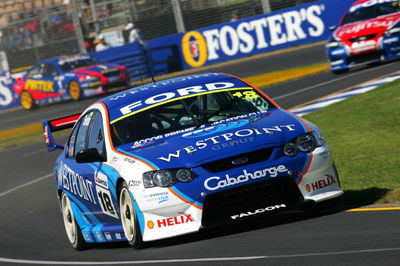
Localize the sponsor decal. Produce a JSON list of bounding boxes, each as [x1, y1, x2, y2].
[[82, 232, 92, 242], [351, 40, 377, 53], [305, 175, 336, 192], [128, 180, 142, 187], [181, 5, 325, 67], [26, 79, 55, 92], [182, 120, 249, 138], [182, 31, 208, 67], [123, 157, 136, 164], [158, 125, 295, 162], [117, 82, 236, 117], [115, 233, 122, 240], [147, 212, 194, 229], [0, 77, 14, 107], [95, 172, 108, 189], [336, 19, 396, 37], [43, 125, 50, 145], [95, 231, 105, 242], [204, 165, 289, 191], [105, 232, 112, 241], [231, 204, 286, 220], [144, 192, 169, 203], [58, 163, 97, 204]]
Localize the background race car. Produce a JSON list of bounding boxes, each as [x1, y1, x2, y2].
[[42, 73, 343, 250], [13, 54, 128, 110], [326, 0, 400, 73]]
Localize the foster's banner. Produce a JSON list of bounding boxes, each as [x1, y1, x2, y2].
[[180, 0, 354, 68]]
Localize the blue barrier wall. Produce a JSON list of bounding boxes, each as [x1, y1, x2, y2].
[[179, 0, 354, 69]]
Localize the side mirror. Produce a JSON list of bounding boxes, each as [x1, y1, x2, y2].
[[76, 148, 106, 163], [329, 25, 337, 31]]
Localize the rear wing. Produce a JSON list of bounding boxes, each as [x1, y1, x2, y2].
[[42, 113, 81, 152]]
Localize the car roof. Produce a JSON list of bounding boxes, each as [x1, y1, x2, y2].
[[100, 72, 239, 110]]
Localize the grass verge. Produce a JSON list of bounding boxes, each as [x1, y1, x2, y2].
[[303, 79, 400, 205]]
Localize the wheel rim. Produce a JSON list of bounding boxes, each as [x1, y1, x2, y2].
[[120, 187, 136, 241], [61, 193, 77, 245], [20, 92, 32, 109], [69, 81, 80, 100]]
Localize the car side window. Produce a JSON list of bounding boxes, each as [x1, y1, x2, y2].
[[44, 64, 59, 78], [66, 120, 81, 158], [74, 111, 96, 157], [28, 65, 43, 78], [87, 111, 106, 157]]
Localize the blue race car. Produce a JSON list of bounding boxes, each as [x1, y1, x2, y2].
[[14, 54, 128, 110], [42, 73, 343, 250]]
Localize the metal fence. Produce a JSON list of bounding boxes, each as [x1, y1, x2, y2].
[[0, 0, 317, 70]]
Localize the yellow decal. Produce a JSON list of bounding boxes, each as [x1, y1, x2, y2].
[[26, 79, 55, 92], [182, 31, 208, 68]]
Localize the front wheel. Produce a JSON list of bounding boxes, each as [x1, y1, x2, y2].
[[119, 182, 143, 249], [60, 192, 87, 250]]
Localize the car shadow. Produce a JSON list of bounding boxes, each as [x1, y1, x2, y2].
[[94, 187, 391, 251]]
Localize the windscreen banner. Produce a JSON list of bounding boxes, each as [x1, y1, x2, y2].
[[180, 0, 354, 69]]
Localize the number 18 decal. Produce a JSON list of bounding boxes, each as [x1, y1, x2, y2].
[[96, 186, 118, 219]]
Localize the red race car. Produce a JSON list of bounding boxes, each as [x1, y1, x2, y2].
[[326, 0, 400, 73]]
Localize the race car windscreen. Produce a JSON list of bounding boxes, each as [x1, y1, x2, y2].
[[110, 88, 272, 147], [342, 1, 400, 25], [59, 57, 98, 71]]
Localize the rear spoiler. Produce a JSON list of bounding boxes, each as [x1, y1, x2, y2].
[[42, 113, 81, 151]]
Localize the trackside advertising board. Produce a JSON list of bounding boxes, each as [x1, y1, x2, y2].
[[180, 0, 354, 69]]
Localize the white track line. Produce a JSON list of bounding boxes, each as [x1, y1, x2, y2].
[[0, 173, 52, 198], [272, 62, 393, 100], [1, 247, 400, 265]]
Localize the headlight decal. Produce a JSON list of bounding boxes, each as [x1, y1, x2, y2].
[[296, 153, 314, 185], [168, 187, 203, 210]]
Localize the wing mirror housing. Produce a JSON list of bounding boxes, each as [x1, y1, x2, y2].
[[76, 148, 106, 163]]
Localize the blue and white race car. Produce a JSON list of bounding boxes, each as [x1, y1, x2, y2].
[[14, 54, 128, 110], [43, 73, 343, 250]]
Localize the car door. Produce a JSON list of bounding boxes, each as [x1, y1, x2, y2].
[[42, 63, 62, 94], [61, 110, 105, 225], [62, 109, 119, 227]]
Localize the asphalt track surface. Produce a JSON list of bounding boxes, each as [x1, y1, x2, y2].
[[1, 44, 400, 265]]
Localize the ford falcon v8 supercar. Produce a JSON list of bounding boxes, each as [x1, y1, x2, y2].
[[42, 73, 343, 250], [326, 0, 400, 73], [13, 54, 128, 110]]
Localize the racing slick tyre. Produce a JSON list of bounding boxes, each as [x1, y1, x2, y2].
[[60, 192, 87, 250], [68, 80, 82, 100], [332, 69, 349, 75], [119, 182, 143, 249], [20, 90, 37, 110]]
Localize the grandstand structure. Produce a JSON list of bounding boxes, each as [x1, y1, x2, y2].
[[0, 0, 316, 70]]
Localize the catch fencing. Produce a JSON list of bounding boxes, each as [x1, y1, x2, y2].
[[0, 0, 317, 71]]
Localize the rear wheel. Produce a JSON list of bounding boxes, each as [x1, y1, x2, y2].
[[60, 192, 87, 250], [69, 80, 81, 100], [20, 91, 37, 110], [119, 182, 143, 249]]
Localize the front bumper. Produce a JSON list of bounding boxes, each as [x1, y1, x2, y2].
[[327, 33, 400, 72], [136, 143, 343, 242]]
